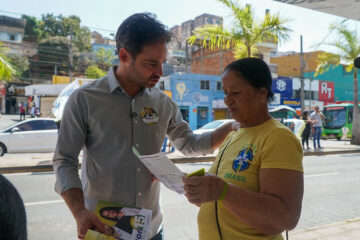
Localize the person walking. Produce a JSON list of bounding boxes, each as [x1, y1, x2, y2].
[[310, 106, 324, 149], [19, 103, 25, 121], [301, 111, 312, 150], [53, 13, 238, 240]]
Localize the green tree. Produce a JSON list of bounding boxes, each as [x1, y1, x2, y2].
[[0, 42, 15, 82], [314, 21, 360, 145], [22, 15, 40, 42], [188, 0, 291, 59], [7, 54, 29, 79], [95, 48, 116, 71], [39, 14, 91, 52], [85, 65, 107, 79]]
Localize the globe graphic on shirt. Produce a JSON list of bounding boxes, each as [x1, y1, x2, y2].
[[232, 148, 254, 172]]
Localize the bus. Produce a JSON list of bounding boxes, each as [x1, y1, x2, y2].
[[323, 103, 360, 139]]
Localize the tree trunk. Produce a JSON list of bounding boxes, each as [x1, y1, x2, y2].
[[351, 68, 360, 145]]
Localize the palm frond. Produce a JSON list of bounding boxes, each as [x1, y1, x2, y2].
[[314, 52, 340, 77], [188, 25, 234, 50]]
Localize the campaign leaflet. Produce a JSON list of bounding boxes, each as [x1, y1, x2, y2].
[[84, 200, 152, 240]]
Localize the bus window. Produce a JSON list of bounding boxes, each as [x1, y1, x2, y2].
[[348, 107, 353, 123], [324, 107, 346, 128]]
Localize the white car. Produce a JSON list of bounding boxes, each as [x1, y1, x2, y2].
[[194, 119, 235, 134], [0, 118, 59, 156]]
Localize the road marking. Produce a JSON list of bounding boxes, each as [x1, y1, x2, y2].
[[25, 200, 64, 206], [305, 172, 340, 178]]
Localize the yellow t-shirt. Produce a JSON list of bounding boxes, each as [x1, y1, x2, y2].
[[198, 118, 303, 240]]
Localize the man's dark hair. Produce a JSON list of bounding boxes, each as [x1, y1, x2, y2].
[[0, 174, 27, 240], [115, 13, 172, 58], [224, 57, 274, 102]]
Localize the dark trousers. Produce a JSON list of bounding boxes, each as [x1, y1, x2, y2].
[[150, 229, 164, 240]]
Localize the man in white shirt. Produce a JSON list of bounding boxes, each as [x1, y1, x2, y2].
[[310, 106, 324, 149]]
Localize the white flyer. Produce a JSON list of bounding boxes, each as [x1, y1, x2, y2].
[[133, 147, 185, 194]]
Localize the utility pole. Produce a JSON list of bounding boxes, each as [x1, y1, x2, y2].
[[69, 29, 73, 82], [300, 35, 305, 114]]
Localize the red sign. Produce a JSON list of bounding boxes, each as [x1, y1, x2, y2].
[[319, 81, 334, 101], [0, 84, 6, 97]]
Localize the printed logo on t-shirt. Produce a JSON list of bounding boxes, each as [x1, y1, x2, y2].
[[232, 147, 255, 172], [140, 107, 158, 125]]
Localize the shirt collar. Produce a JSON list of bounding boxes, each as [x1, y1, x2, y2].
[[107, 66, 123, 93], [107, 65, 150, 97]]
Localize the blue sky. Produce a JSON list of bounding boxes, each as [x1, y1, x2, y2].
[[1, 0, 359, 53]]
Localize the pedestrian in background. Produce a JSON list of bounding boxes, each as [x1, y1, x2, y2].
[[301, 111, 312, 150], [53, 12, 238, 240], [19, 102, 25, 121], [310, 106, 324, 149]]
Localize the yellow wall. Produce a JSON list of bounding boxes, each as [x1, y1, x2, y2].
[[270, 51, 323, 77]]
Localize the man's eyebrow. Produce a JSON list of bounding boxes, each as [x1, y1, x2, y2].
[[144, 59, 167, 63], [144, 59, 158, 63]]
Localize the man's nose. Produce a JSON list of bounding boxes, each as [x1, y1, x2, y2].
[[156, 64, 164, 77]]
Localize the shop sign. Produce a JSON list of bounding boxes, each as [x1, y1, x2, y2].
[[272, 77, 292, 99], [319, 81, 334, 101]]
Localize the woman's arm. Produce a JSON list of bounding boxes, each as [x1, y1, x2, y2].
[[183, 168, 303, 235], [223, 169, 303, 235]]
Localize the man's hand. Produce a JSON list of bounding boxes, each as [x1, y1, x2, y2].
[[211, 120, 240, 150], [75, 209, 113, 239], [182, 174, 225, 205]]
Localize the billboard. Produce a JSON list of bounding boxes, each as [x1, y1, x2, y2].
[[318, 81, 334, 101], [281, 98, 301, 108], [272, 77, 292, 99]]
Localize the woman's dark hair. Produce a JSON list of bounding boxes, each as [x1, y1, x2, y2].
[[223, 57, 274, 102], [100, 206, 123, 221], [115, 13, 172, 58], [302, 111, 308, 119], [0, 174, 27, 240]]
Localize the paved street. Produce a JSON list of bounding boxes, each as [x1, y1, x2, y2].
[[4, 153, 360, 240]]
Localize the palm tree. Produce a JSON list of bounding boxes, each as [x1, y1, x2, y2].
[[0, 42, 15, 82], [187, 0, 292, 59], [315, 21, 360, 145]]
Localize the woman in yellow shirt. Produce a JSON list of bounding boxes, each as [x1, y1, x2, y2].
[[183, 58, 304, 240]]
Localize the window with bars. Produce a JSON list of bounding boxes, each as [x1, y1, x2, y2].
[[200, 80, 210, 90], [216, 82, 222, 91]]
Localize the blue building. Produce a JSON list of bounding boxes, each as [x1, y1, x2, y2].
[[91, 43, 119, 65], [159, 73, 224, 130]]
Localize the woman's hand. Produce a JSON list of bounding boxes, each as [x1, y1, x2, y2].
[[183, 174, 226, 205]]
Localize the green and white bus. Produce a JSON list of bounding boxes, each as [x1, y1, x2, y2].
[[323, 103, 360, 139]]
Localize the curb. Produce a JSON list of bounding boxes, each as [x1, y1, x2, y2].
[[290, 218, 360, 235], [1, 149, 360, 174]]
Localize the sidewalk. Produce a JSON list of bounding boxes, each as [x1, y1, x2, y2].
[[288, 218, 360, 240]]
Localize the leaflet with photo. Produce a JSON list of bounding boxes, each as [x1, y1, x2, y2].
[[84, 200, 152, 240]]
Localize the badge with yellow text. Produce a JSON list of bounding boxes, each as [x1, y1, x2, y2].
[[140, 107, 159, 125]]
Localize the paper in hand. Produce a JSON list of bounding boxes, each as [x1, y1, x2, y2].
[[132, 147, 185, 194]]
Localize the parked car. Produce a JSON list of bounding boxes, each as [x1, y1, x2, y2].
[[0, 118, 58, 156], [194, 119, 234, 134]]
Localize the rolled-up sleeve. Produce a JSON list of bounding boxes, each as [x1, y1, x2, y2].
[[53, 90, 87, 194], [166, 100, 213, 156]]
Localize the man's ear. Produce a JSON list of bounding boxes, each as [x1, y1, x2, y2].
[[119, 48, 132, 66]]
